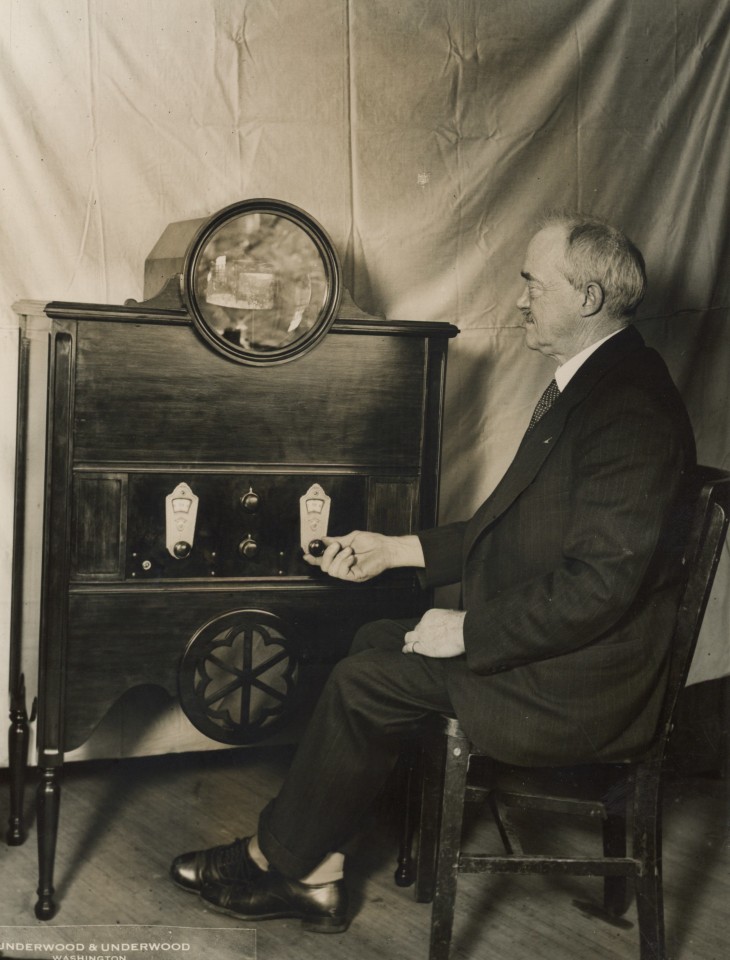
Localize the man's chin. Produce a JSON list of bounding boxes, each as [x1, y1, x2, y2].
[[522, 328, 538, 350]]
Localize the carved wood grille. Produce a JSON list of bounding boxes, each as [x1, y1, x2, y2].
[[178, 609, 299, 743]]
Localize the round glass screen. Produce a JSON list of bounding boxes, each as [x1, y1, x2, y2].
[[182, 200, 341, 364]]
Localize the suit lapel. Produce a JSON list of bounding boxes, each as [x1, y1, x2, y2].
[[462, 326, 646, 560]]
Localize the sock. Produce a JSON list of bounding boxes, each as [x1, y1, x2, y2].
[[300, 852, 345, 885], [248, 835, 270, 871]]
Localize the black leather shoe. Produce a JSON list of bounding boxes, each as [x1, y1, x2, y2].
[[170, 837, 264, 893], [201, 872, 349, 934]]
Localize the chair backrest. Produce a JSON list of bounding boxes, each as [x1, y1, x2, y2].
[[651, 465, 730, 756]]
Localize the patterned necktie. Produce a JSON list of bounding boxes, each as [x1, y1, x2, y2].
[[526, 378, 560, 432]]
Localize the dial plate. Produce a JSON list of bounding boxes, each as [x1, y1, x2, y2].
[[125, 473, 368, 579]]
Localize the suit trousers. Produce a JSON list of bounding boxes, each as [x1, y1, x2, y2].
[[257, 617, 456, 878]]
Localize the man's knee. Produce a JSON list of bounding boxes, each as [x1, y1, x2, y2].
[[323, 646, 405, 714], [320, 650, 407, 737], [350, 620, 388, 655], [311, 656, 376, 731], [322, 646, 445, 739]]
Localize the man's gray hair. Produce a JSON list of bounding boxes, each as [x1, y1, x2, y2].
[[541, 213, 647, 319]]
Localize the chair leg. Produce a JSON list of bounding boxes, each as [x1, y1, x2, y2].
[[720, 676, 729, 782], [488, 793, 524, 855], [602, 803, 631, 916], [395, 742, 419, 887], [415, 735, 446, 902], [429, 730, 470, 960], [635, 872, 665, 960], [633, 767, 666, 960]]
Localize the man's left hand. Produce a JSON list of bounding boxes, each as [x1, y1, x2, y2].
[[402, 608, 466, 658]]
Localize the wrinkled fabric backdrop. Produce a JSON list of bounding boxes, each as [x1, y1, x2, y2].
[[0, 0, 728, 762]]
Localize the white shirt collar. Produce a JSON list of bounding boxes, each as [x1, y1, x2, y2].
[[554, 328, 624, 392]]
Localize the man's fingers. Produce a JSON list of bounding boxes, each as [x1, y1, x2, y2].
[[323, 544, 359, 580], [319, 541, 344, 572], [402, 630, 421, 654], [305, 532, 368, 580], [332, 531, 358, 547]]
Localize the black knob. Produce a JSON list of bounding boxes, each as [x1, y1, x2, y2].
[[173, 540, 191, 559], [308, 539, 326, 557], [239, 537, 259, 560], [240, 490, 260, 512]]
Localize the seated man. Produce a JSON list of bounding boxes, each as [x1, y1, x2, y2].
[[170, 213, 696, 934]]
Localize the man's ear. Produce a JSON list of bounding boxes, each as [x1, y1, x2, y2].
[[580, 281, 604, 317]]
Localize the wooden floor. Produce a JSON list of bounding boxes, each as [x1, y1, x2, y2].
[[0, 746, 727, 960]]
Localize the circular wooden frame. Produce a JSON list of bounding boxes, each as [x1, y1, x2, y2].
[[178, 608, 300, 744], [181, 198, 342, 365]]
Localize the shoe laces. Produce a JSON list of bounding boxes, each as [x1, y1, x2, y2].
[[212, 837, 253, 881]]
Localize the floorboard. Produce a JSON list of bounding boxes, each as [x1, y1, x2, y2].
[[0, 747, 727, 960]]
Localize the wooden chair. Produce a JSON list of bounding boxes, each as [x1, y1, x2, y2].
[[399, 466, 730, 960]]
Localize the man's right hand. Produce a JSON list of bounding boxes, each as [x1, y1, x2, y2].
[[303, 531, 424, 582]]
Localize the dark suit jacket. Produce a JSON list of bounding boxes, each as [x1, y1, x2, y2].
[[418, 326, 696, 765]]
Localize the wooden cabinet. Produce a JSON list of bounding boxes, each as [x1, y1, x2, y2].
[[7, 285, 456, 917]]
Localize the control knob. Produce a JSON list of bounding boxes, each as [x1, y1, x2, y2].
[[240, 489, 260, 513], [238, 536, 259, 560]]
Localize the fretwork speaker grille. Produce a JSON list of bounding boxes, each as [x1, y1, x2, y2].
[[178, 609, 299, 744]]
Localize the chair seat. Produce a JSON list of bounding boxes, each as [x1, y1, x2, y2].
[[435, 714, 633, 812]]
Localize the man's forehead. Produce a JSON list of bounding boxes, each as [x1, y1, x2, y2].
[[523, 224, 568, 273]]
